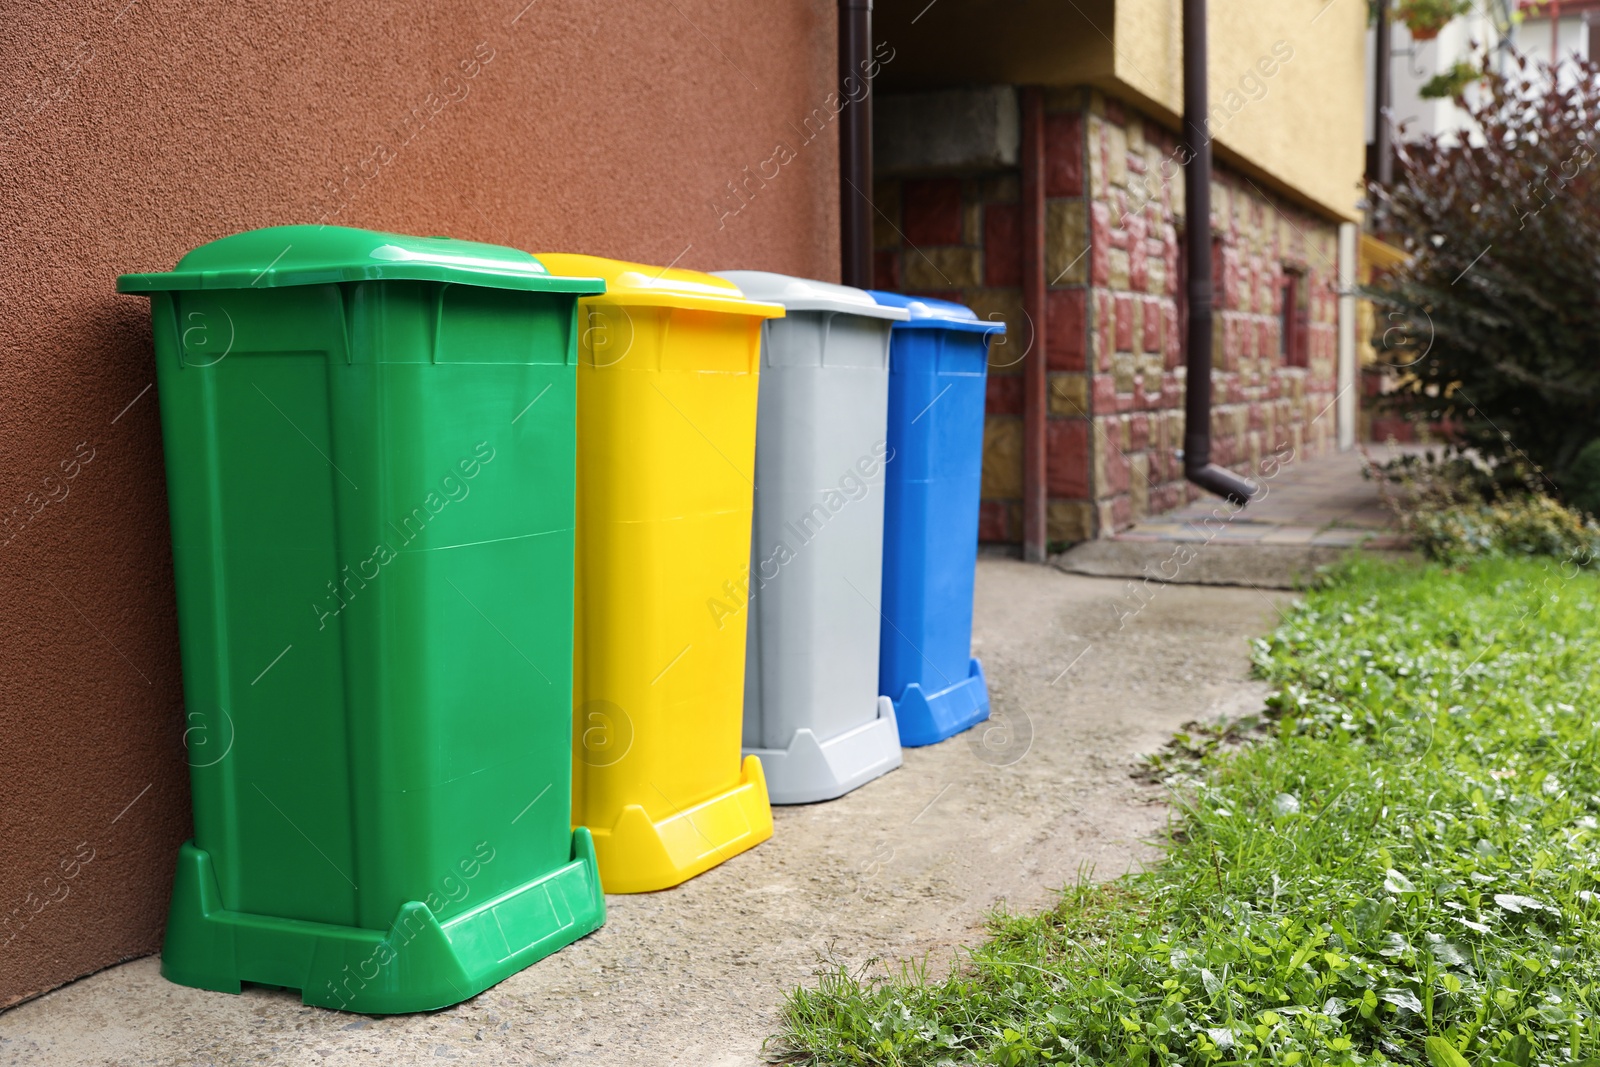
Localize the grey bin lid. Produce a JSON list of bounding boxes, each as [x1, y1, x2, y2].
[[713, 271, 910, 321]]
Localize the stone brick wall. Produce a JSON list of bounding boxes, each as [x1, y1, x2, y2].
[[871, 172, 1033, 539], [873, 88, 1343, 545]]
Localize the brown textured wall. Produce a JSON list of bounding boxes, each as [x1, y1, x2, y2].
[[0, 0, 838, 1007]]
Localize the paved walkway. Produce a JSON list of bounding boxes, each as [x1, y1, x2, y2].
[[1057, 445, 1418, 587], [1114, 445, 1410, 551], [0, 564, 1289, 1067]]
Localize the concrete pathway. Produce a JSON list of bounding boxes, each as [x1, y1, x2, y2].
[[0, 562, 1290, 1066], [1057, 445, 1418, 588]]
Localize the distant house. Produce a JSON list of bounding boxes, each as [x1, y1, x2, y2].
[[1378, 0, 1594, 147], [1515, 0, 1600, 67]]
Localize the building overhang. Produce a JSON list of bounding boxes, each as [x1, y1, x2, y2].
[[873, 0, 1368, 225]]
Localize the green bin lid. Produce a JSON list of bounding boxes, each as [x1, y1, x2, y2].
[[117, 225, 606, 296]]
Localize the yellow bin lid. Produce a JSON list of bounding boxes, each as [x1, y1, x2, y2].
[[536, 253, 784, 319]]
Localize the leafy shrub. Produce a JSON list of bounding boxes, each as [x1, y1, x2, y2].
[[1366, 447, 1535, 507], [1409, 494, 1600, 566], [1565, 439, 1600, 519], [1366, 56, 1600, 496], [1366, 449, 1600, 565]]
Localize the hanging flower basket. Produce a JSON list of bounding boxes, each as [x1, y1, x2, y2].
[[1395, 0, 1470, 40]]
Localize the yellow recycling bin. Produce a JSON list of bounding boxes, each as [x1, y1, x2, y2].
[[537, 254, 784, 893]]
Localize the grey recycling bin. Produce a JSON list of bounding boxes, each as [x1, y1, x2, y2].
[[714, 272, 910, 804]]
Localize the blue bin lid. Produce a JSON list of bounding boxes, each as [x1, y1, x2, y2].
[[865, 291, 1006, 335]]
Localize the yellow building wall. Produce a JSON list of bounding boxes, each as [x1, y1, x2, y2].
[[1113, 0, 1368, 222]]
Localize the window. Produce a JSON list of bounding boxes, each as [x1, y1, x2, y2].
[[1279, 269, 1309, 368]]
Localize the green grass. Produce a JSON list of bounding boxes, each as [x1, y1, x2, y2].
[[772, 558, 1600, 1066]]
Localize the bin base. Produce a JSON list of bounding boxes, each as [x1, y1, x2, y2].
[[159, 829, 606, 1014], [589, 754, 773, 893], [891, 657, 991, 747], [747, 696, 903, 805]]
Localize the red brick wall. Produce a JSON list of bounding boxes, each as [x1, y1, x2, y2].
[[874, 88, 1343, 544], [872, 172, 1031, 541]]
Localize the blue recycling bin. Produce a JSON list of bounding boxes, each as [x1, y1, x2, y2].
[[868, 292, 1005, 746]]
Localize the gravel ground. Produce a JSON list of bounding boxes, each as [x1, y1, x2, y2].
[[0, 559, 1292, 1066]]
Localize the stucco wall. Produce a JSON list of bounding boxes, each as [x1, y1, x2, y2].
[[1115, 0, 1368, 221], [0, 0, 837, 1007]]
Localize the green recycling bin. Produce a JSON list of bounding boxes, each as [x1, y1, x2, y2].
[[118, 226, 608, 1014]]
